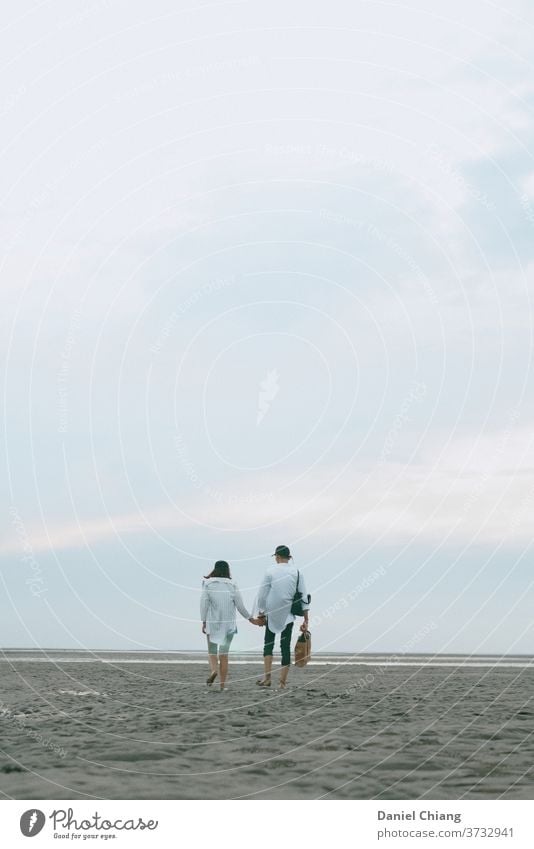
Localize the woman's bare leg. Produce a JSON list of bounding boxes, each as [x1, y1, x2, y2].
[[207, 638, 218, 683], [219, 654, 229, 689]]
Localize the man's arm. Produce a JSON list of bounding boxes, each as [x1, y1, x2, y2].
[[256, 570, 271, 615], [299, 573, 310, 631]]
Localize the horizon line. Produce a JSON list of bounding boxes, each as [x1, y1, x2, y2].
[[1, 647, 533, 658]]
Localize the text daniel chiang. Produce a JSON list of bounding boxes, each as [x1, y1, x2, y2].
[[378, 810, 462, 824]]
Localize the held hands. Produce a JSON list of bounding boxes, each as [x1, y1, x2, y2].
[[249, 617, 265, 627], [300, 620, 309, 632]]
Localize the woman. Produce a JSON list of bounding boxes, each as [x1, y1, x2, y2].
[[200, 560, 257, 691]]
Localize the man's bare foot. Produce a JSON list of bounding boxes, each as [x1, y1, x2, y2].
[[256, 678, 271, 687], [207, 671, 217, 686]]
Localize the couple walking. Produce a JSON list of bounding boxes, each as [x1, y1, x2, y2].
[[200, 544, 310, 691]]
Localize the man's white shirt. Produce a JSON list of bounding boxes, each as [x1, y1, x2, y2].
[[256, 563, 309, 634]]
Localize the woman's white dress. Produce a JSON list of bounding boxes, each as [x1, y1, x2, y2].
[[200, 577, 250, 644]]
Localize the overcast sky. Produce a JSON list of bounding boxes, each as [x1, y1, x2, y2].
[[1, 0, 533, 653]]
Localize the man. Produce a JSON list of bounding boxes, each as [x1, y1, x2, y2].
[[256, 544, 310, 689]]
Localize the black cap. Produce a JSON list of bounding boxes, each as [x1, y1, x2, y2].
[[272, 544, 291, 559]]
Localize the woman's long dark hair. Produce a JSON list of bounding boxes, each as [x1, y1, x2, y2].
[[204, 560, 231, 580]]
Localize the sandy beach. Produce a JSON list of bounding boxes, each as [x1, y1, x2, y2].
[[0, 651, 533, 800]]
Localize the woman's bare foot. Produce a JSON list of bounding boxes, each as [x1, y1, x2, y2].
[[207, 671, 218, 686], [256, 678, 271, 687]]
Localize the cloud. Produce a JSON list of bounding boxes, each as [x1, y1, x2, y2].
[[3, 422, 533, 557]]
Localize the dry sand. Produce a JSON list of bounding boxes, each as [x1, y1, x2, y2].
[[0, 652, 533, 800]]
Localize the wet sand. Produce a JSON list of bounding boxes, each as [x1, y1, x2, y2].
[[0, 652, 533, 800]]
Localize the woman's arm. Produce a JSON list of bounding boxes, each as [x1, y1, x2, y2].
[[233, 584, 251, 620], [200, 582, 209, 623]]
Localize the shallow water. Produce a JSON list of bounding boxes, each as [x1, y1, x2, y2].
[[0, 652, 532, 799]]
